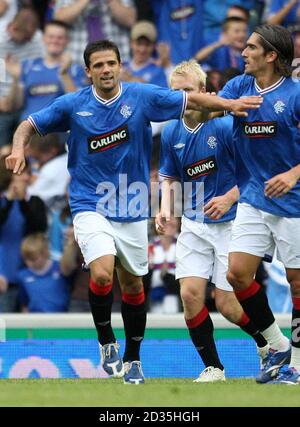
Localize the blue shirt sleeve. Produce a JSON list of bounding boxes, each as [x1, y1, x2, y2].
[[159, 123, 181, 179], [28, 93, 73, 135], [269, 0, 285, 14], [141, 84, 187, 122], [218, 75, 243, 99]]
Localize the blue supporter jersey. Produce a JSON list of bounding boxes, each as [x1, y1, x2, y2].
[[204, 46, 245, 73], [269, 0, 300, 31], [159, 116, 237, 223], [0, 199, 25, 284], [151, 0, 204, 64], [219, 74, 300, 217], [123, 60, 168, 87], [17, 261, 71, 313], [20, 57, 87, 120], [29, 82, 186, 221]]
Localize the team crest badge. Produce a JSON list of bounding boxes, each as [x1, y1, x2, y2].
[[207, 136, 217, 149], [120, 104, 132, 118], [274, 100, 285, 114]]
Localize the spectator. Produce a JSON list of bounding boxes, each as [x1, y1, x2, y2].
[[150, 0, 205, 64], [62, 225, 91, 312], [0, 159, 47, 312], [203, 0, 253, 44], [0, 0, 18, 43], [22, 0, 53, 29], [49, 196, 72, 261], [219, 67, 242, 89], [27, 133, 70, 210], [0, 7, 44, 146], [4, 19, 88, 121], [149, 217, 180, 313], [267, 0, 300, 32], [195, 17, 248, 73], [264, 258, 292, 313], [17, 233, 73, 313], [54, 0, 136, 64], [121, 21, 168, 87], [294, 30, 300, 57], [206, 69, 223, 92]]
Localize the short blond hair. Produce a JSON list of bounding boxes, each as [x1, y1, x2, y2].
[[170, 60, 207, 90], [21, 233, 49, 259]]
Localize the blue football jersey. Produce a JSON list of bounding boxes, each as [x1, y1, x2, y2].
[[220, 74, 300, 217], [17, 261, 70, 313], [151, 0, 204, 64], [159, 116, 237, 223], [29, 82, 186, 221], [123, 60, 168, 87], [21, 57, 87, 120]]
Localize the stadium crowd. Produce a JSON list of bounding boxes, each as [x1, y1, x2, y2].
[[0, 0, 297, 318]]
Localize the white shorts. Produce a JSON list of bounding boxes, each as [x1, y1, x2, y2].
[[176, 216, 233, 292], [73, 212, 148, 276], [229, 203, 300, 268]]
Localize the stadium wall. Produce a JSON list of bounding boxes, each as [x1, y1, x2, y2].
[[0, 314, 291, 379]]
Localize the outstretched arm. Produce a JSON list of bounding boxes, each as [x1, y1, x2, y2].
[[108, 0, 137, 28], [5, 120, 36, 174], [54, 0, 90, 24], [187, 92, 262, 117]]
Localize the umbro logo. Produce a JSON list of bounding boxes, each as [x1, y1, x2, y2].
[[97, 321, 111, 326], [174, 143, 185, 149], [76, 111, 93, 116], [131, 336, 143, 341]]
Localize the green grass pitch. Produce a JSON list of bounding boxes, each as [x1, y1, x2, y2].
[[0, 378, 299, 407]]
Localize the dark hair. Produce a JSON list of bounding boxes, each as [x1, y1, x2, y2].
[[228, 5, 250, 20], [44, 19, 71, 32], [83, 40, 121, 67], [30, 133, 64, 155], [254, 24, 294, 77], [219, 67, 242, 89], [222, 17, 247, 31]]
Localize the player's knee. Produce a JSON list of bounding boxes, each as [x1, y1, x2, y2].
[[180, 286, 199, 306], [226, 270, 248, 290], [122, 279, 143, 295], [91, 269, 113, 286]]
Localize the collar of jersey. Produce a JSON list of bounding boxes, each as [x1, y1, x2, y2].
[[254, 76, 285, 95], [92, 83, 122, 105], [182, 119, 204, 134]]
